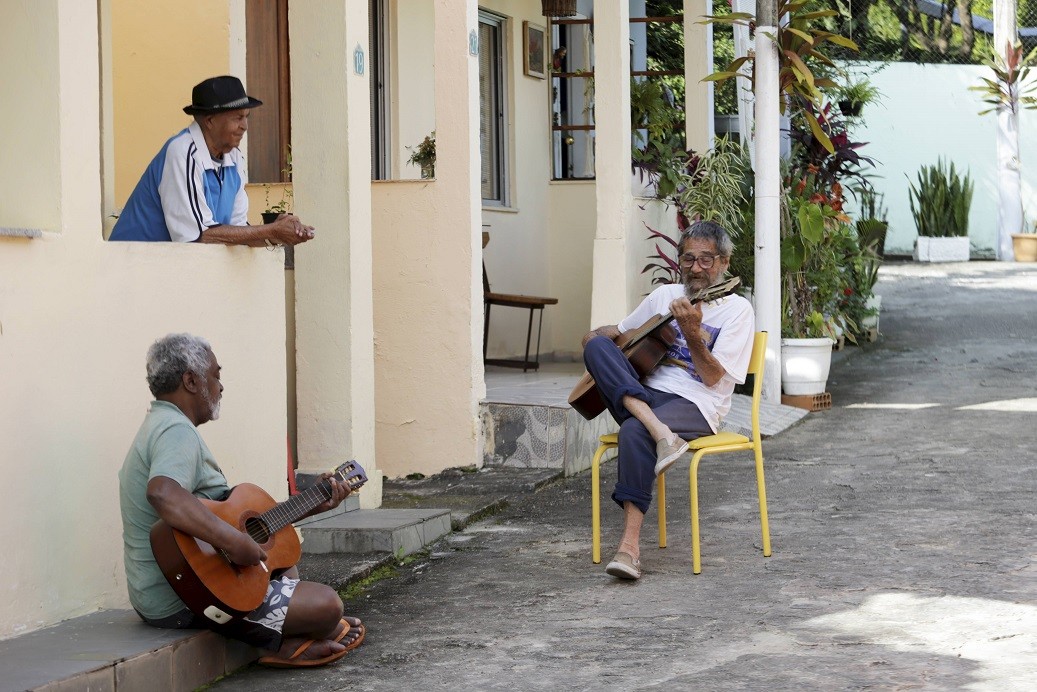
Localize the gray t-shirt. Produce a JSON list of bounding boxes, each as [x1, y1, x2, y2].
[[118, 400, 230, 619]]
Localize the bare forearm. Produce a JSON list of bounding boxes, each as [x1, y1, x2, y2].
[[147, 478, 245, 551], [686, 338, 727, 387], [199, 216, 315, 247], [198, 224, 270, 247], [582, 324, 621, 348]]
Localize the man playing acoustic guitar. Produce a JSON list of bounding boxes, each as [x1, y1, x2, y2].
[[118, 333, 365, 667], [580, 221, 755, 580]]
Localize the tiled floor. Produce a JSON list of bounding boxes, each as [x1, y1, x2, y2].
[[483, 361, 585, 406]]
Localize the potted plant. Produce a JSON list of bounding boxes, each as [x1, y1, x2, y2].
[[836, 78, 881, 117], [780, 192, 843, 395], [1014, 221, 1037, 261], [261, 149, 293, 224], [854, 187, 888, 259], [261, 183, 293, 224], [407, 131, 436, 179], [908, 159, 973, 262]]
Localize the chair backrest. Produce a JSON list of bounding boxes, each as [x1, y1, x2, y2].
[[748, 332, 768, 443]]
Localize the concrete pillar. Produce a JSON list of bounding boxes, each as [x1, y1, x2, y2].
[[289, 2, 381, 504], [684, 0, 714, 153], [590, 0, 634, 327]]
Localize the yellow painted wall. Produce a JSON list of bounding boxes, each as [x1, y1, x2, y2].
[[0, 0, 287, 640], [111, 0, 231, 205]]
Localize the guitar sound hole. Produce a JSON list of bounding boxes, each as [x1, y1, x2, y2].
[[244, 517, 271, 544]]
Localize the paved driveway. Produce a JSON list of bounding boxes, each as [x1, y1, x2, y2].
[[213, 262, 1037, 691]]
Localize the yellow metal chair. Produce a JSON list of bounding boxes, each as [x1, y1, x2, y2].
[[589, 331, 771, 574]]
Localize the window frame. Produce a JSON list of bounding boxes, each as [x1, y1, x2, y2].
[[478, 10, 510, 208]]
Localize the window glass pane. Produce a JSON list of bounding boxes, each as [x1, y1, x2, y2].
[[479, 20, 501, 202]]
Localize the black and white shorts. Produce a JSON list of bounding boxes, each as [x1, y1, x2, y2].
[[139, 575, 300, 651]]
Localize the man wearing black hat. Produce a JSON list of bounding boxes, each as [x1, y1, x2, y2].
[[109, 76, 314, 246]]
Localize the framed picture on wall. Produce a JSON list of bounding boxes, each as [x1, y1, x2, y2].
[[523, 21, 546, 79]]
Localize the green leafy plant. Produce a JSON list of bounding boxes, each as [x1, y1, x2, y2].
[[971, 41, 1037, 235], [854, 187, 888, 258], [262, 148, 294, 216], [406, 131, 436, 178], [908, 159, 973, 238], [640, 138, 754, 288], [263, 184, 293, 215], [630, 78, 688, 199], [970, 41, 1037, 117], [703, 0, 858, 153], [781, 191, 849, 339], [836, 78, 882, 116]]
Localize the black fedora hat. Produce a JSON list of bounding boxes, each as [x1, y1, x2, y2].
[[183, 76, 262, 115]]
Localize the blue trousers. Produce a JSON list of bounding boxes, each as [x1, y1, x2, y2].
[[583, 335, 712, 514]]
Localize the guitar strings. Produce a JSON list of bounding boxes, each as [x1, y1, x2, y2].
[[251, 474, 342, 541]]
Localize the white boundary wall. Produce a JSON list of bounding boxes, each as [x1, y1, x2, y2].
[[852, 61, 1037, 256]]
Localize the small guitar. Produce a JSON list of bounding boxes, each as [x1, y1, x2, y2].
[[150, 460, 367, 624], [568, 277, 742, 420]]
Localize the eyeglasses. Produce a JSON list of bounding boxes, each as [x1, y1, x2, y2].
[[678, 253, 719, 269]]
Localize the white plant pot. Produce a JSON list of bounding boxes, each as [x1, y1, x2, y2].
[[780, 337, 835, 395], [913, 236, 970, 262], [861, 294, 881, 330]]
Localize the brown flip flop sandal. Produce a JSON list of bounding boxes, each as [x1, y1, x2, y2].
[[334, 616, 366, 651], [256, 639, 351, 668]]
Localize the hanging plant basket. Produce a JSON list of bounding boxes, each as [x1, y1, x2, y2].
[[542, 0, 578, 17]]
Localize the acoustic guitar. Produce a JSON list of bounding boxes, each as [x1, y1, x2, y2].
[[150, 460, 367, 624], [567, 277, 742, 420]]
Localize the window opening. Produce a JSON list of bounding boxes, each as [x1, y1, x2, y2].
[[550, 14, 685, 181]]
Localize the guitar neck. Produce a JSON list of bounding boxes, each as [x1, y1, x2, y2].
[[259, 480, 336, 535]]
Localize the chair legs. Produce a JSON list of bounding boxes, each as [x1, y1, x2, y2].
[[689, 450, 705, 574], [590, 441, 614, 564], [754, 446, 772, 557], [689, 446, 772, 574], [656, 472, 667, 549]]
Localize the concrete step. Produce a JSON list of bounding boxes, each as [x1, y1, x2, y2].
[[381, 466, 562, 530], [0, 610, 256, 692], [296, 508, 452, 557]]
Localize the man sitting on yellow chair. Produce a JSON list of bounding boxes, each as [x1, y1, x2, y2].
[[580, 221, 755, 580]]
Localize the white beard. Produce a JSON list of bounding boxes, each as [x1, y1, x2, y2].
[[203, 390, 222, 421]]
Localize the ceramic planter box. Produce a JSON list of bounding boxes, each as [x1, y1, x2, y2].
[[1012, 234, 1037, 262], [913, 236, 970, 263]]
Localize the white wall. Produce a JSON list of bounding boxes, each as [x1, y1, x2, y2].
[[546, 181, 597, 359], [853, 61, 1037, 256]]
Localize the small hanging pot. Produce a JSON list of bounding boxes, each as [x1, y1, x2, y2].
[[542, 0, 578, 17]]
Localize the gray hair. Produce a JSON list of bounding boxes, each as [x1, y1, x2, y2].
[[678, 220, 735, 258], [145, 333, 213, 397]]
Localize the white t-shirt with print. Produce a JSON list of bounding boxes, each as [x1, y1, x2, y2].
[[617, 283, 755, 431]]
